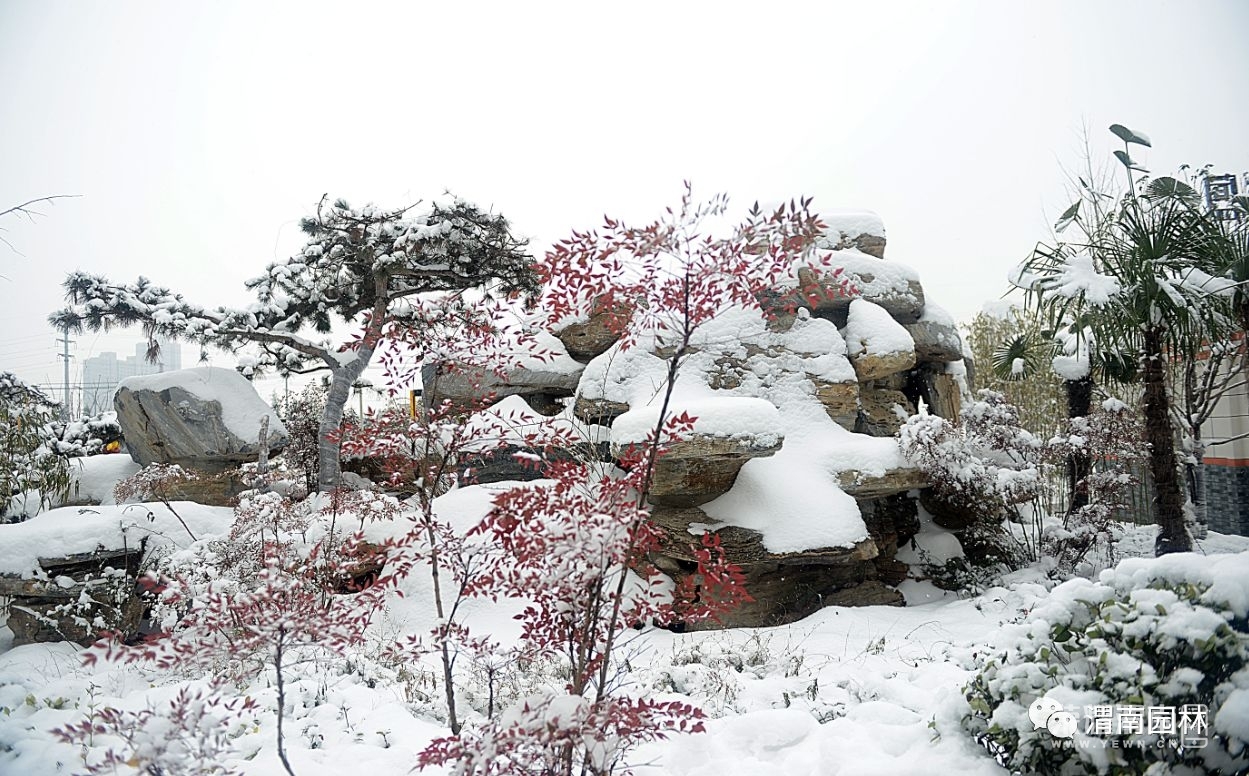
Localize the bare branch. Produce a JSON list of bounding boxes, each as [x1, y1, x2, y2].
[[0, 195, 81, 222], [1205, 430, 1249, 448]]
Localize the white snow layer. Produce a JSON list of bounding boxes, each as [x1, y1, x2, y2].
[[919, 301, 956, 326], [66, 455, 142, 505], [0, 503, 234, 577], [120, 367, 287, 443], [1051, 255, 1121, 305], [1051, 353, 1091, 381], [612, 396, 782, 446], [843, 299, 915, 357], [822, 209, 885, 239]]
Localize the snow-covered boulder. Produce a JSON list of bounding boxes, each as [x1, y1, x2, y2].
[[834, 255, 926, 324], [843, 299, 917, 381], [114, 367, 288, 472], [554, 294, 631, 363], [905, 303, 964, 364], [612, 397, 785, 508], [651, 504, 894, 627], [822, 209, 888, 258], [421, 331, 585, 416], [783, 254, 926, 326]]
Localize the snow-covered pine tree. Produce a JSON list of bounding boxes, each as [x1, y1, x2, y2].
[[49, 197, 535, 491]]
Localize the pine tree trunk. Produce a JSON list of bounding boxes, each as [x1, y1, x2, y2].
[[1064, 375, 1094, 519], [317, 347, 376, 492], [1143, 327, 1191, 555]]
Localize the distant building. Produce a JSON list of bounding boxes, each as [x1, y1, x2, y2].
[[81, 339, 182, 414], [1199, 171, 1249, 537]]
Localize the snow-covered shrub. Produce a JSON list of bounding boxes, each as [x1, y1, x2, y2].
[[1042, 398, 1146, 576], [276, 383, 327, 496], [114, 463, 202, 542], [87, 487, 405, 776], [899, 390, 1044, 579], [900, 390, 1044, 521], [0, 371, 71, 519], [52, 683, 256, 776], [963, 552, 1249, 774], [419, 689, 706, 776], [47, 410, 122, 457], [648, 633, 830, 719]]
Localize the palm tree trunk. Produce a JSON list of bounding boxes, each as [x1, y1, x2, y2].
[[1064, 375, 1094, 519], [1143, 327, 1191, 555]]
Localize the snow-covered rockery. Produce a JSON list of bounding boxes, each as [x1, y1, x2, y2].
[[114, 367, 287, 470], [428, 212, 969, 626], [111, 367, 288, 504]]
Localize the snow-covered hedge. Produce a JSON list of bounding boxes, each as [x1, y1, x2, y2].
[[963, 552, 1249, 774]]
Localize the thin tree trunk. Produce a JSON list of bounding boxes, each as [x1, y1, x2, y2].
[[1143, 327, 1191, 555], [256, 415, 271, 493], [1064, 375, 1094, 520], [274, 629, 297, 776], [1187, 434, 1209, 539]]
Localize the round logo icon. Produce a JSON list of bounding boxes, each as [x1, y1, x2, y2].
[[1028, 696, 1063, 730], [1047, 710, 1078, 739]]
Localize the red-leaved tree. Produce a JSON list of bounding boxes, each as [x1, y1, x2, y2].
[[417, 186, 849, 775]]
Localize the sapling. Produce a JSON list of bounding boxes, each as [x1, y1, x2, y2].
[[113, 463, 202, 542], [86, 485, 406, 776]]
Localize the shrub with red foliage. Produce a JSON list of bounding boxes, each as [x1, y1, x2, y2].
[[53, 683, 256, 776], [85, 493, 407, 776]]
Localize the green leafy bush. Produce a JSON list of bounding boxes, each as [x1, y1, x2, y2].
[[0, 372, 70, 520], [964, 553, 1249, 774]]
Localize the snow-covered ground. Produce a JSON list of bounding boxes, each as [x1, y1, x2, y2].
[[1, 474, 1247, 775]]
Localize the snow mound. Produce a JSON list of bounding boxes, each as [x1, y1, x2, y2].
[[844, 299, 914, 356], [0, 503, 234, 577]]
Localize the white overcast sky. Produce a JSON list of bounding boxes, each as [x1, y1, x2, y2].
[[2, 0, 1247, 396]]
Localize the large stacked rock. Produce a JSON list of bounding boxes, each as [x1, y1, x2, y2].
[[424, 213, 969, 626], [114, 367, 288, 505]]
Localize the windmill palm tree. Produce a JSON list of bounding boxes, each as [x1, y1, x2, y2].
[[1012, 125, 1235, 555]]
